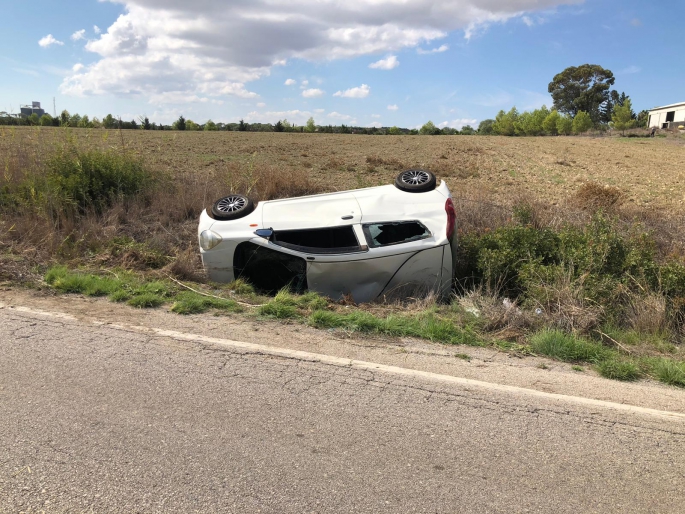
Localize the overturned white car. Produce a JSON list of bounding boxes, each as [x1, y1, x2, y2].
[[198, 169, 457, 303]]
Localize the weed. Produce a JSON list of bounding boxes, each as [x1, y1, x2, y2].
[[650, 359, 685, 387], [455, 353, 471, 361], [127, 293, 165, 308], [530, 329, 610, 363], [596, 359, 640, 381], [171, 292, 241, 315], [571, 365, 584, 372], [308, 309, 480, 346]]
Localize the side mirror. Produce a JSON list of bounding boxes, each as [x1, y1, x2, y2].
[[254, 228, 274, 240]]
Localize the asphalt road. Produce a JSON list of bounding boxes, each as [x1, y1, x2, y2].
[[2, 305, 685, 513]]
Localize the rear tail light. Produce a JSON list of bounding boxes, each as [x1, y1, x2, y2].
[[445, 198, 456, 240]]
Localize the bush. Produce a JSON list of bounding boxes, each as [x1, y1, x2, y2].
[[24, 148, 155, 217]]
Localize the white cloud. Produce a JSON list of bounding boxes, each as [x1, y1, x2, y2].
[[257, 102, 266, 107], [314, 108, 325, 113], [371, 114, 381, 118], [522, 16, 534, 26], [71, 29, 86, 41], [417, 44, 449, 54], [333, 84, 370, 98], [300, 80, 309, 88], [72, 63, 84, 72], [302, 88, 324, 98], [244, 109, 312, 124], [387, 104, 399, 111], [61, 0, 579, 101], [450, 118, 478, 129], [284, 78, 296, 85], [38, 34, 64, 48], [94, 25, 102, 34], [328, 111, 355, 122], [369, 55, 399, 70], [369, 121, 382, 128]]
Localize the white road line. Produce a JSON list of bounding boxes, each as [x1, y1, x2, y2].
[[3, 302, 685, 422]]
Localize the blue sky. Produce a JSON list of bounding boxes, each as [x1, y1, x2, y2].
[[2, 0, 683, 129]]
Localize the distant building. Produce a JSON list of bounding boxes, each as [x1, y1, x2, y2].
[[648, 102, 685, 129], [20, 101, 45, 118]]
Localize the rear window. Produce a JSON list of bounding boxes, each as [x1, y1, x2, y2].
[[273, 226, 363, 254], [362, 221, 431, 248]]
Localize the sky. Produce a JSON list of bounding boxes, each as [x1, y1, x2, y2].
[[2, 0, 683, 129]]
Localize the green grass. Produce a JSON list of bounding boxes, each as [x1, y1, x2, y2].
[[171, 292, 242, 315], [596, 359, 640, 381], [650, 359, 685, 387], [308, 309, 480, 346], [530, 330, 610, 363], [128, 293, 166, 308]]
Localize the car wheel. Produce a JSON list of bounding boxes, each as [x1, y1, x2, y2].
[[394, 169, 437, 193], [211, 194, 255, 220]]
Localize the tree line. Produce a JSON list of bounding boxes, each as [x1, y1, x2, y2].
[[0, 65, 648, 136]]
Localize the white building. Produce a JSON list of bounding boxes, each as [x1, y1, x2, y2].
[[648, 102, 685, 129]]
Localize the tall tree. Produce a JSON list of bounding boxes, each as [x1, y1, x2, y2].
[[548, 64, 615, 124], [611, 98, 636, 135], [305, 117, 316, 133], [174, 115, 186, 131], [238, 119, 247, 131]]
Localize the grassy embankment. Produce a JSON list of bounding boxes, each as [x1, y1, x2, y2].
[[2, 126, 685, 386]]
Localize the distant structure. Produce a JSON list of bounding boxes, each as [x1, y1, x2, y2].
[[648, 102, 685, 129], [19, 101, 45, 118]]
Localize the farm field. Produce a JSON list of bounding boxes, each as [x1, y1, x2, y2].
[[3, 126, 685, 212]]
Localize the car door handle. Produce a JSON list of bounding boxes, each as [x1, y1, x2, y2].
[[341, 215, 353, 220]]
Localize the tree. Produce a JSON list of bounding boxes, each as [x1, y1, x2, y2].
[[304, 117, 316, 133], [204, 119, 217, 131], [39, 114, 53, 126], [60, 110, 70, 126], [542, 110, 560, 135], [611, 98, 637, 135], [103, 114, 116, 129], [388, 126, 402, 135], [238, 119, 247, 131], [572, 111, 593, 134], [69, 113, 82, 127], [27, 113, 40, 126], [419, 120, 439, 135], [460, 125, 476, 135], [78, 115, 91, 128], [186, 120, 200, 131], [477, 119, 495, 135], [274, 120, 284, 132], [142, 116, 151, 130], [636, 110, 649, 128], [493, 108, 518, 136], [548, 64, 615, 124], [174, 115, 186, 131], [557, 114, 573, 135]]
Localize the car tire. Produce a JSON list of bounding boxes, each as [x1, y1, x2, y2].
[[394, 169, 437, 193], [211, 194, 255, 220]]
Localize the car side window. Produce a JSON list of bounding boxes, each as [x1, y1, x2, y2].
[[272, 226, 363, 254], [362, 221, 431, 248]]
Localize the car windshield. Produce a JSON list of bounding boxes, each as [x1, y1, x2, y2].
[[363, 221, 431, 248]]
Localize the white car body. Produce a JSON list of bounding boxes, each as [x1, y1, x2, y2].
[[198, 180, 457, 303]]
